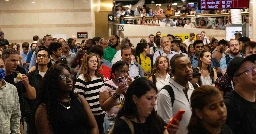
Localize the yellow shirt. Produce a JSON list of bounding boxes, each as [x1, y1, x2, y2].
[[165, 9, 174, 16], [136, 54, 151, 77]]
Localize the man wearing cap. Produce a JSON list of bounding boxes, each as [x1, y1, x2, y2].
[[224, 54, 256, 134], [183, 33, 195, 49], [165, 4, 174, 16], [0, 31, 9, 47], [234, 32, 242, 40]]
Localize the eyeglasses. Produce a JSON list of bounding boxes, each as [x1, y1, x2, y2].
[[234, 65, 256, 77], [59, 74, 74, 81]]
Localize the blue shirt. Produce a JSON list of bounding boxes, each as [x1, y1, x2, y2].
[[220, 54, 242, 71], [20, 51, 28, 63], [26, 50, 35, 63], [29, 52, 36, 69]]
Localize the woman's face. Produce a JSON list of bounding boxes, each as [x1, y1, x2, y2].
[[149, 9, 153, 13], [115, 65, 129, 79], [197, 94, 227, 128], [186, 20, 190, 24], [59, 68, 73, 93], [200, 52, 212, 65], [189, 45, 195, 53], [145, 45, 150, 55], [88, 56, 98, 71], [133, 88, 157, 120], [157, 57, 168, 71]]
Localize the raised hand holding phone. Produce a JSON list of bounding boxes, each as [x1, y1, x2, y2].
[[165, 110, 185, 128]]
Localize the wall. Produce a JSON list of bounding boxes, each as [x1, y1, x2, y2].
[[0, 0, 94, 44]]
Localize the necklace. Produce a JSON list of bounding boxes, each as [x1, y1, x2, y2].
[[59, 100, 71, 109]]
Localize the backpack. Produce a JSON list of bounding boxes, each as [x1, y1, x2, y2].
[[108, 116, 134, 134], [161, 82, 199, 106]]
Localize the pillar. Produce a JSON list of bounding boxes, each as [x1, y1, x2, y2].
[[249, 0, 256, 40]]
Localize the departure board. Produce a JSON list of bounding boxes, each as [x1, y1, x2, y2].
[[199, 0, 249, 10]]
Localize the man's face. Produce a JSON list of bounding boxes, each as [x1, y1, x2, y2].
[[0, 59, 4, 69], [62, 43, 70, 53], [44, 36, 52, 48], [36, 50, 50, 66], [161, 37, 171, 49], [110, 35, 118, 46], [173, 56, 193, 82], [100, 39, 108, 49], [31, 43, 37, 50], [23, 47, 29, 54], [194, 43, 204, 55], [229, 40, 240, 55], [54, 47, 62, 58], [0, 34, 4, 39], [156, 32, 161, 37], [190, 35, 195, 40], [167, 6, 171, 10], [4, 54, 19, 73], [149, 36, 154, 43], [244, 47, 256, 57], [121, 48, 132, 64], [171, 43, 179, 52], [86, 40, 93, 49], [234, 61, 256, 89], [196, 34, 203, 40]]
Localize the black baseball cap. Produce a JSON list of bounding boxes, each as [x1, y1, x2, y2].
[[227, 54, 256, 80]]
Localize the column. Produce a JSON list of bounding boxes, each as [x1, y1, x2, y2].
[[249, 0, 256, 40]]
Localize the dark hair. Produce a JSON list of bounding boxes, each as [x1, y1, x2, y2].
[[155, 37, 161, 47], [211, 38, 218, 46], [37, 65, 75, 132], [87, 45, 104, 58], [43, 34, 51, 41], [36, 47, 49, 56], [187, 85, 222, 131], [188, 44, 195, 57], [136, 43, 148, 55], [121, 45, 131, 55], [242, 41, 256, 55], [48, 42, 62, 55], [151, 56, 170, 75], [111, 61, 128, 79], [2, 49, 19, 59], [30, 43, 37, 49], [117, 77, 163, 134], [22, 42, 30, 49], [33, 35, 39, 41], [200, 20, 207, 26], [171, 40, 181, 47], [218, 39, 228, 46], [93, 36, 101, 42], [149, 34, 154, 38], [170, 54, 185, 73], [193, 40, 203, 48], [198, 50, 214, 83], [238, 37, 250, 43]]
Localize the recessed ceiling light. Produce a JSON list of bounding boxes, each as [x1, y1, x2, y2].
[[32, 1, 35, 3], [6, 0, 9, 1]]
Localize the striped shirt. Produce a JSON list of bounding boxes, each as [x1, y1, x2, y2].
[[74, 75, 105, 115]]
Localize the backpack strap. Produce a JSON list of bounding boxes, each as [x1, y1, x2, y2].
[[225, 55, 231, 66], [152, 74, 156, 86], [162, 84, 175, 107], [120, 116, 134, 134]]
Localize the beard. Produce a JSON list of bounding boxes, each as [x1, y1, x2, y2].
[[230, 49, 240, 55]]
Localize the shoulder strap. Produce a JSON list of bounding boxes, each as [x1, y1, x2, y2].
[[162, 84, 175, 106], [120, 116, 134, 134], [152, 74, 156, 86], [225, 55, 231, 65]]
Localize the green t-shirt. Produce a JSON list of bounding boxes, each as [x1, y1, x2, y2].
[[104, 46, 117, 63]]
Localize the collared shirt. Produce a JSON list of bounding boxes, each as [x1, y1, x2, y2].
[[183, 39, 194, 48], [153, 48, 177, 64], [157, 78, 194, 134], [29, 51, 36, 69], [162, 18, 175, 26], [191, 55, 199, 68], [128, 61, 144, 79], [150, 46, 161, 55], [111, 50, 121, 65], [20, 51, 28, 63], [220, 54, 242, 71], [0, 80, 21, 134]]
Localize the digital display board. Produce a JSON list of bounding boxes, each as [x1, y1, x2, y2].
[[199, 0, 249, 10]]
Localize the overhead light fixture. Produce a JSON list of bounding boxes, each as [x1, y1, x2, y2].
[[5, 0, 9, 1], [32, 1, 35, 3], [172, 3, 177, 5]]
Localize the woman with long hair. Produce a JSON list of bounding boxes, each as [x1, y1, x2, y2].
[[99, 61, 131, 133], [74, 53, 105, 134], [187, 85, 233, 134], [35, 65, 98, 134], [111, 77, 179, 134], [136, 43, 151, 77], [193, 50, 217, 86], [148, 56, 170, 92], [188, 44, 195, 58]]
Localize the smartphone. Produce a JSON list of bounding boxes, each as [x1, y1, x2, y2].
[[166, 110, 185, 128], [118, 77, 126, 83]]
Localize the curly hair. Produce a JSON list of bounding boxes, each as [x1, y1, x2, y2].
[[80, 53, 102, 82], [151, 56, 170, 76], [37, 65, 75, 132], [110, 61, 128, 79]]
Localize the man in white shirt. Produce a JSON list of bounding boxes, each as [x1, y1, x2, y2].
[[157, 54, 194, 134], [153, 36, 177, 64], [183, 33, 195, 48], [171, 40, 188, 57]]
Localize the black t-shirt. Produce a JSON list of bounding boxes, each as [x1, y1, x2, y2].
[[112, 116, 166, 134], [0, 39, 9, 46]]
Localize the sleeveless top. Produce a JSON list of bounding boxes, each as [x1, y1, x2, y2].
[[53, 98, 90, 134]]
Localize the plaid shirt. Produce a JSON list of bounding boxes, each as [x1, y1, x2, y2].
[[0, 80, 21, 134]]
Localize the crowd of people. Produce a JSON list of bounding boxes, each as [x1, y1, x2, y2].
[[116, 4, 238, 30], [0, 28, 256, 134]]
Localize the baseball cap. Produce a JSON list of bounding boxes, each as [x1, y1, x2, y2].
[[227, 54, 256, 80]]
